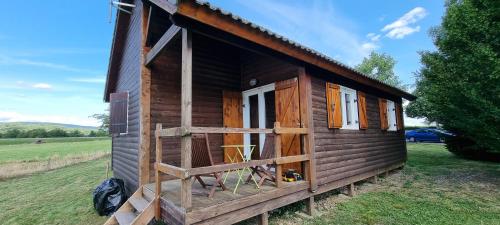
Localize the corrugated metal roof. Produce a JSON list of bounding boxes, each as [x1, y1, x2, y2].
[[194, 0, 411, 95]]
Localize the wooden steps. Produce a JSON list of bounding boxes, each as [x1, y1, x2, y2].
[[104, 186, 155, 225]]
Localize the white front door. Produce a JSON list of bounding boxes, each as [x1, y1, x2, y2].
[[242, 83, 275, 157]]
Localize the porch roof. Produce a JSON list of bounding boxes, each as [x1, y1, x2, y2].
[[104, 0, 417, 102]]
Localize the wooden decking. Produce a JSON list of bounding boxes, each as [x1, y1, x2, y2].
[[144, 171, 308, 224]]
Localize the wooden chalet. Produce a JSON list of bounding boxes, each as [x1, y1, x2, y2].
[[103, 0, 416, 224]]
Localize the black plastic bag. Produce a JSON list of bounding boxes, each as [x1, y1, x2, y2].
[[93, 178, 127, 216]]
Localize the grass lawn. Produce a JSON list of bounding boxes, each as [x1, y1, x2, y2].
[[270, 143, 500, 225], [0, 138, 110, 164], [0, 143, 498, 225], [0, 137, 110, 146], [0, 157, 111, 225]]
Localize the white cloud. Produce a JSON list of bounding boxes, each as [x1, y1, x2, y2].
[[366, 33, 381, 42], [232, 0, 374, 64], [0, 111, 100, 127], [69, 77, 106, 83], [381, 7, 427, 39], [32, 83, 52, 90], [361, 42, 379, 52], [0, 54, 99, 73]]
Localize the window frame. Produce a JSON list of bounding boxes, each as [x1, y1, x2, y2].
[[339, 86, 359, 130], [386, 99, 397, 131], [110, 91, 129, 136]]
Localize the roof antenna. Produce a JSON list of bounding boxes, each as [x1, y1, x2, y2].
[[109, 0, 136, 23]]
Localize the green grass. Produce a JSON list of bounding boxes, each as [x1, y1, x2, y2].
[[0, 157, 111, 225], [1, 143, 498, 225], [0, 139, 111, 164], [0, 137, 109, 146], [271, 143, 500, 225]]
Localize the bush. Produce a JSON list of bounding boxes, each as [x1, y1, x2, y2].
[[445, 135, 500, 162]]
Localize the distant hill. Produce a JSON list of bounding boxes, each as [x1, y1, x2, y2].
[[0, 122, 98, 132]]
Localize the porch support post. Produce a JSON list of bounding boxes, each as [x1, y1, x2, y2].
[[155, 123, 163, 220], [180, 28, 193, 210], [257, 212, 269, 225], [139, 3, 152, 186], [348, 183, 355, 197], [305, 196, 315, 216], [274, 122, 282, 188], [298, 67, 317, 192]]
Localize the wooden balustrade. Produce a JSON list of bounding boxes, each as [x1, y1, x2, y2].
[[153, 121, 312, 211]]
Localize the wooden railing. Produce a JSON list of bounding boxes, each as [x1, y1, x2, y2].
[[153, 122, 311, 216]]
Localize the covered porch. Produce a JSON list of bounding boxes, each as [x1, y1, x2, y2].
[[143, 8, 317, 223]]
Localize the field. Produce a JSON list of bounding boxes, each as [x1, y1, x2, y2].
[[0, 137, 110, 179], [0, 137, 109, 146], [0, 143, 498, 225]]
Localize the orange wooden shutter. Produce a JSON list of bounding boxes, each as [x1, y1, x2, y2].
[[378, 98, 388, 130], [395, 103, 404, 131], [357, 91, 368, 129], [222, 90, 243, 162], [326, 82, 342, 128], [275, 78, 302, 174]]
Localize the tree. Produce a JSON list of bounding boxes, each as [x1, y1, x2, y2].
[[407, 0, 500, 158], [47, 128, 68, 137], [90, 113, 110, 132], [356, 51, 407, 90]]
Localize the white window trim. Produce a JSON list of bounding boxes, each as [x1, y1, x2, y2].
[[339, 86, 359, 130], [242, 83, 275, 157], [386, 100, 397, 131]]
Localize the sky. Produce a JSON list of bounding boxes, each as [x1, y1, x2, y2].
[[0, 0, 445, 126]]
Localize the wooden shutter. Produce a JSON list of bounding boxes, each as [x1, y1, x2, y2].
[[222, 91, 243, 162], [326, 82, 342, 128], [378, 98, 388, 130], [395, 103, 404, 131], [357, 91, 368, 129], [275, 78, 302, 174], [109, 92, 128, 134]]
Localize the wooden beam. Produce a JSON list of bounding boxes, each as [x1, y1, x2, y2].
[[274, 122, 283, 188], [305, 196, 315, 216], [275, 154, 310, 165], [180, 28, 193, 210], [348, 183, 355, 197], [154, 123, 162, 220], [158, 127, 189, 137], [191, 127, 273, 134], [188, 159, 274, 176], [145, 25, 181, 66], [149, 0, 177, 14], [139, 4, 152, 186], [156, 162, 189, 179], [257, 212, 268, 225], [298, 68, 318, 192], [273, 127, 308, 134]]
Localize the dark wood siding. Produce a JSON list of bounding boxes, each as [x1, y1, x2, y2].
[[149, 34, 241, 171], [311, 75, 406, 186], [111, 0, 143, 195]]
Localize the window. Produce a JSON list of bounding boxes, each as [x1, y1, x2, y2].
[[379, 98, 399, 131], [326, 83, 359, 130], [387, 100, 397, 131], [109, 92, 129, 135], [340, 86, 359, 130]]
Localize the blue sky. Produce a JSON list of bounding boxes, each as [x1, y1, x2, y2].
[[0, 0, 445, 126]]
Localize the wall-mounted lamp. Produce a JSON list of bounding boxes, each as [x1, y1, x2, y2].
[[249, 78, 258, 87]]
